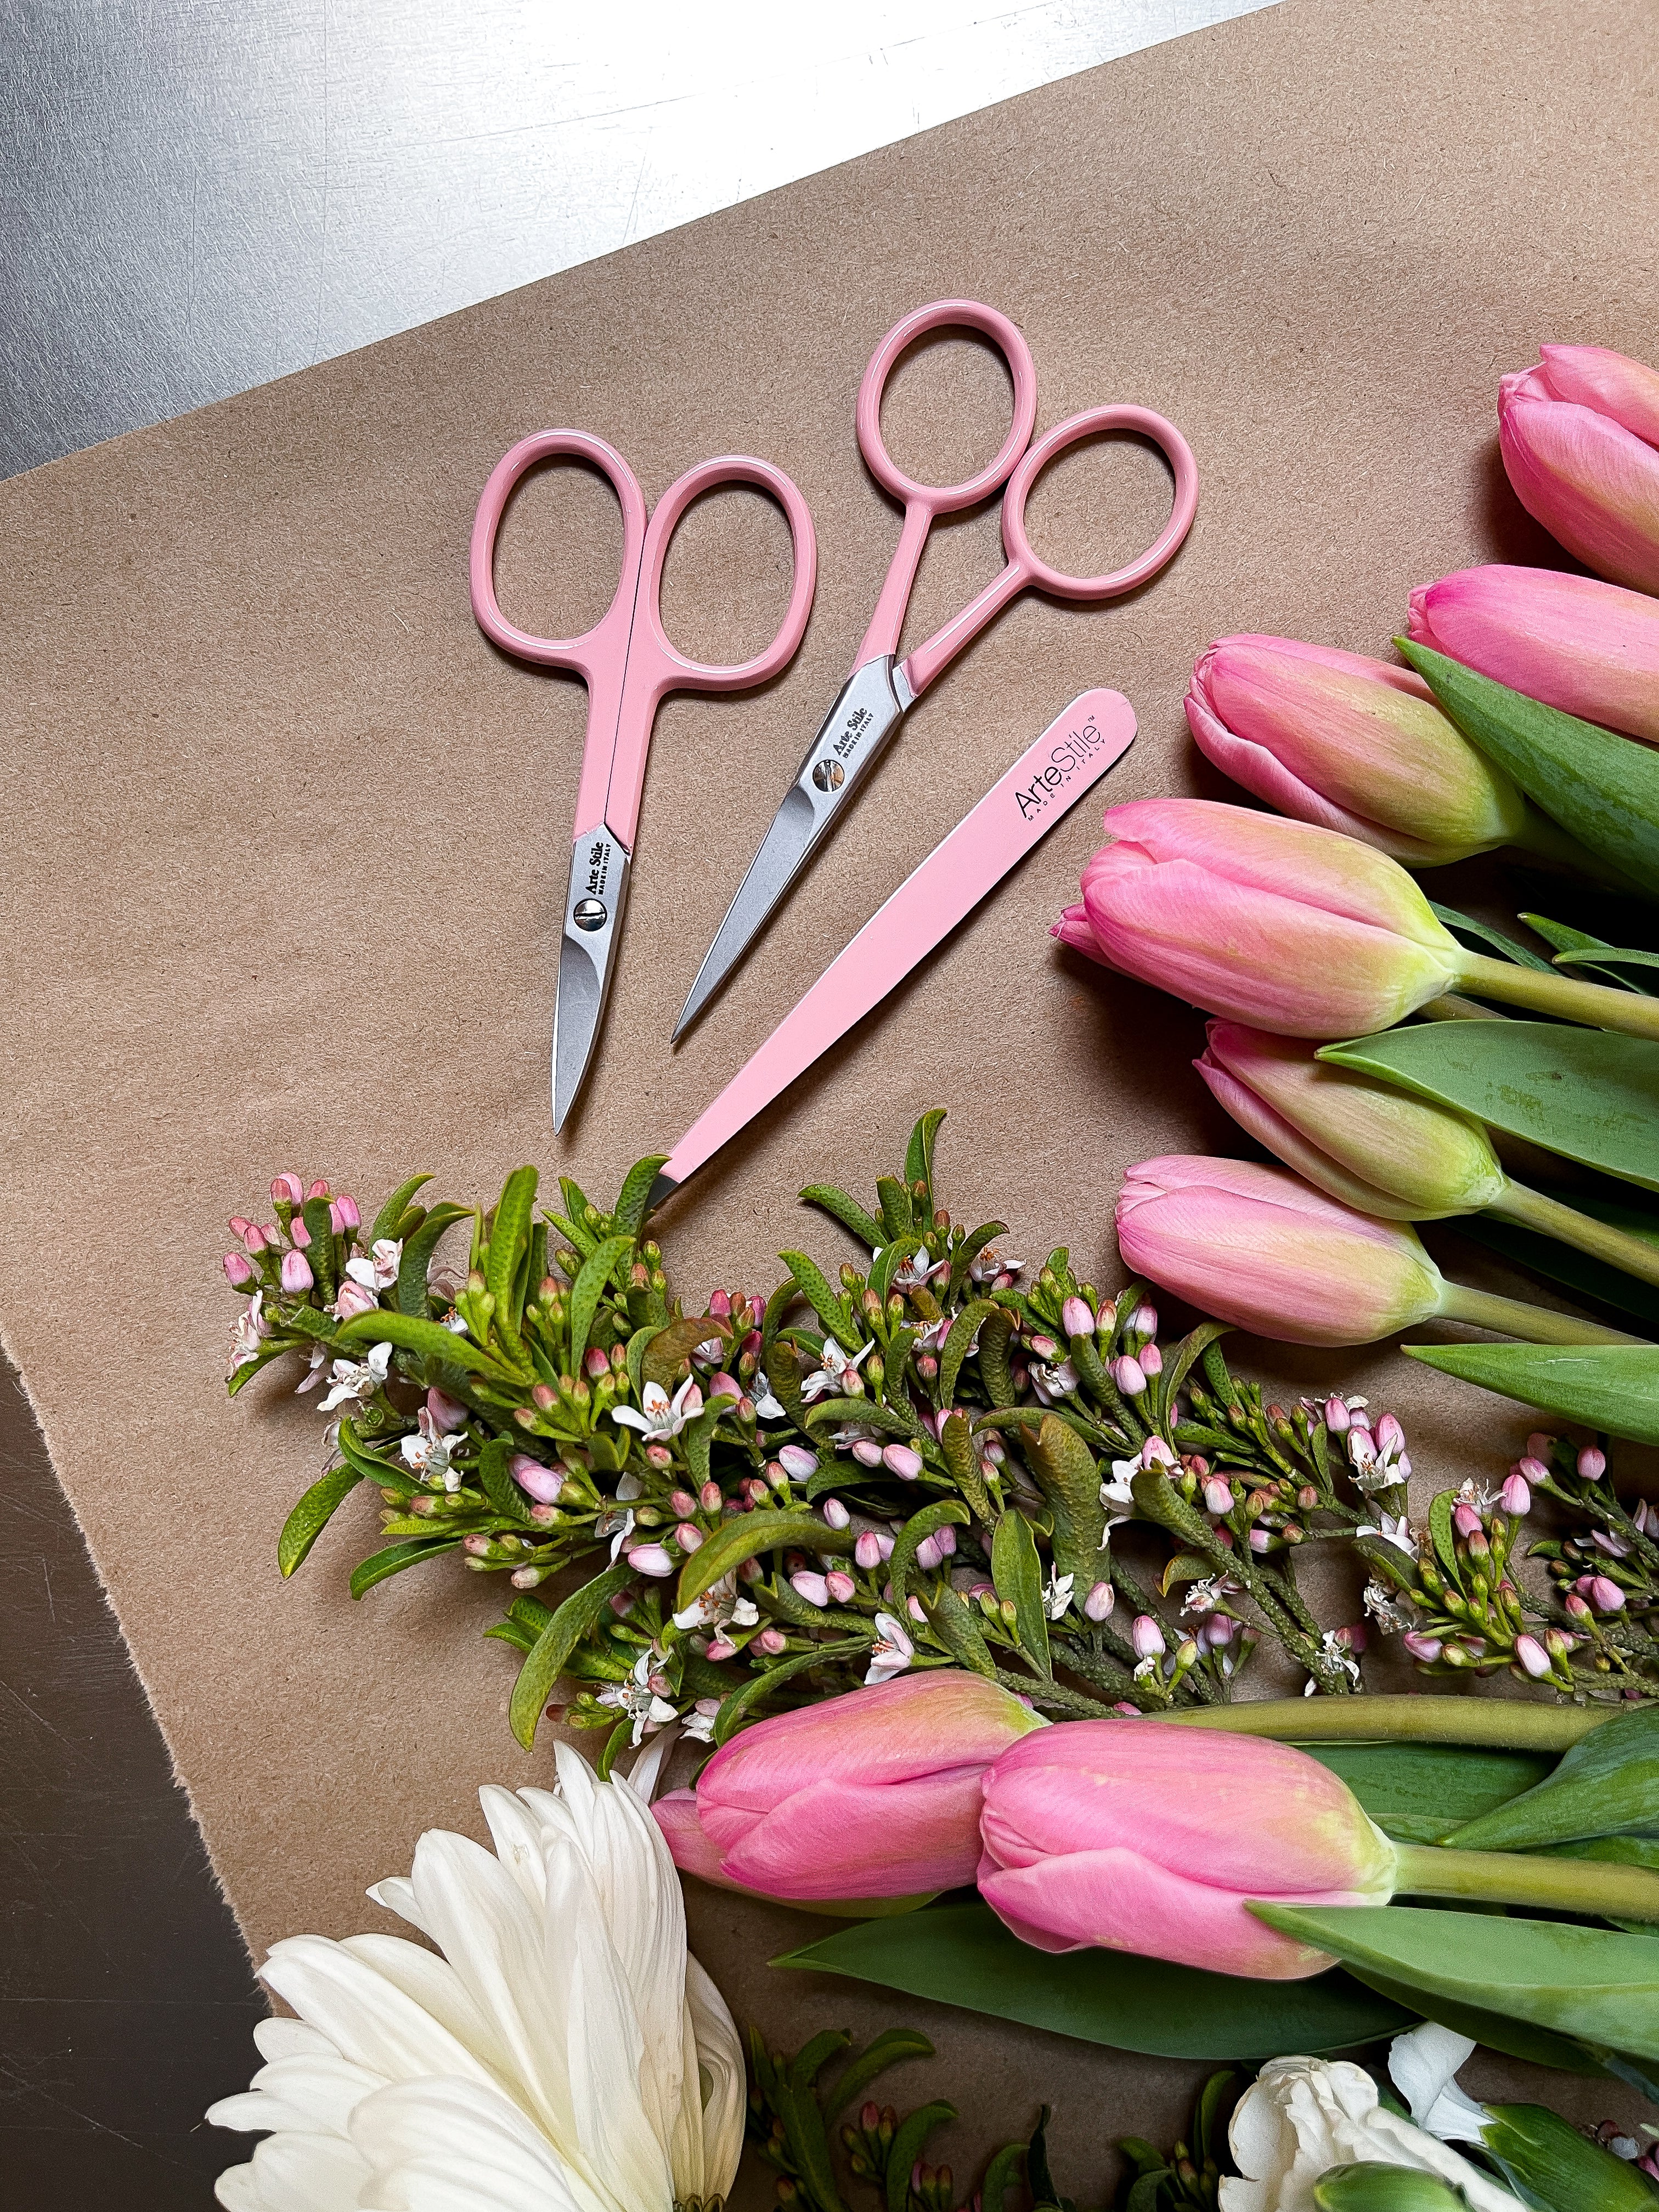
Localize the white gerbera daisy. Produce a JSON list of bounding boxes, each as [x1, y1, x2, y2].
[[209, 1748, 744, 2212]]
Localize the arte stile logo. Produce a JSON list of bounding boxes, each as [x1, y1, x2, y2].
[[1013, 712, 1111, 820]]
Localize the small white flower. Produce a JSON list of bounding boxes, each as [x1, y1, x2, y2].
[[830, 1421, 881, 1454], [1357, 1510, 1418, 1555], [344, 1237, 402, 1291], [1388, 2023, 1494, 2146], [752, 1371, 787, 1420], [1181, 1574, 1241, 1616], [864, 1610, 913, 1684], [611, 1375, 703, 1442], [599, 1652, 680, 1746], [1042, 1567, 1075, 1620], [1362, 1580, 1413, 1632], [226, 1291, 271, 1380], [681, 1698, 721, 1745], [969, 1249, 1023, 1284], [294, 1341, 328, 1395], [316, 1342, 392, 1413], [1319, 1628, 1361, 1686], [399, 1407, 460, 1491], [890, 1245, 948, 1291], [1099, 1462, 1139, 1531], [1031, 1358, 1080, 1404], [915, 1316, 953, 1353], [673, 1572, 759, 1636], [800, 1338, 873, 1403], [595, 1508, 636, 1561]]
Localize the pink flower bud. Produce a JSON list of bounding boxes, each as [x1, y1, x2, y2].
[[223, 1251, 255, 1285], [915, 1536, 943, 1573], [1203, 1475, 1235, 1517], [1579, 1445, 1608, 1480], [778, 1443, 819, 1479], [876, 1533, 896, 1561], [581, 1347, 608, 1381], [1029, 1333, 1059, 1361], [1498, 347, 1659, 595], [854, 1532, 882, 1570], [627, 1544, 676, 1578], [1248, 1526, 1273, 1554], [1335, 1621, 1367, 1654], [1323, 1397, 1351, 1434], [936, 1525, 957, 1557], [708, 1369, 742, 1400], [510, 1455, 563, 1504], [1590, 1576, 1627, 1613], [1499, 1471, 1532, 1517], [883, 1444, 923, 1480], [708, 1289, 732, 1320], [1130, 1302, 1158, 1336], [237, 1223, 266, 1255], [270, 1173, 304, 1205], [1409, 566, 1659, 745], [1565, 1593, 1593, 1622], [287, 1215, 312, 1249], [1142, 1434, 1177, 1469], [462, 1532, 491, 1556], [335, 1194, 361, 1229], [531, 1383, 556, 1411], [821, 1498, 850, 1530], [707, 1638, 737, 1662], [1514, 1634, 1553, 1679], [1453, 1503, 1483, 1539], [279, 1250, 314, 1293], [304, 1178, 328, 1200], [1084, 1579, 1115, 1621], [675, 1524, 703, 1554], [329, 1279, 375, 1319], [1062, 1296, 1094, 1339], [851, 1439, 883, 1466], [1131, 1614, 1166, 1660], [1403, 1631, 1444, 1664], [646, 1443, 673, 1469], [753, 1627, 788, 1655], [825, 1571, 856, 1604], [669, 1489, 697, 1519], [1112, 1355, 1148, 1396], [907, 1596, 927, 1622], [789, 1570, 828, 1605], [426, 1388, 467, 1433], [699, 1481, 722, 1511]]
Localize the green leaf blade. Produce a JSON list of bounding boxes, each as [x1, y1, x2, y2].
[[991, 1511, 1051, 1678], [1403, 1342, 1659, 1446], [277, 1464, 363, 1577], [675, 1510, 856, 1612], [1446, 1703, 1659, 1850], [568, 1234, 635, 1375], [336, 1307, 518, 1383], [508, 1560, 633, 1748]]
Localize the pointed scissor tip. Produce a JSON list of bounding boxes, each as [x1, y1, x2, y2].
[[646, 1170, 680, 1214]]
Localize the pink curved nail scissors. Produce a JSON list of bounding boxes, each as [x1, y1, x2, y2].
[[674, 298, 1198, 1037], [471, 432, 816, 1130]]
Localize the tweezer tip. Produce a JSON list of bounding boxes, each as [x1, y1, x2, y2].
[[645, 1171, 679, 1214]]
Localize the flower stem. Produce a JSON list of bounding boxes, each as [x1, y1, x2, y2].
[[1510, 798, 1641, 891], [1435, 1279, 1643, 1345], [1492, 1180, 1659, 1290], [1454, 951, 1659, 1038], [1154, 1696, 1607, 1752], [1393, 1839, 1659, 1923]]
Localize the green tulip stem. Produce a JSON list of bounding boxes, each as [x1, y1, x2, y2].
[[1509, 798, 1635, 887], [1155, 1696, 1609, 1752], [1392, 1839, 1659, 1923], [1435, 1280, 1643, 1346], [1453, 951, 1659, 1039], [1492, 1179, 1659, 1290]]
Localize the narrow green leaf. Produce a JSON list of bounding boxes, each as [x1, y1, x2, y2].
[[507, 1560, 632, 1748], [888, 1500, 970, 1609], [1428, 901, 1558, 973], [1558, 944, 1659, 975], [875, 1176, 914, 1240], [676, 1510, 856, 1612], [1022, 1414, 1107, 1591], [1400, 639, 1659, 890], [641, 1313, 729, 1392], [1251, 1902, 1659, 2063], [939, 1299, 996, 1409], [484, 1166, 538, 1331], [1523, 912, 1654, 995], [1427, 1491, 1459, 1581], [886, 2104, 955, 2212], [1155, 1319, 1229, 1436], [1301, 1742, 1555, 1845], [802, 1396, 919, 1440], [1344, 1962, 1609, 2078], [991, 1510, 1051, 1678], [348, 1536, 461, 1598], [979, 2143, 1027, 2212], [371, 1173, 433, 1245], [477, 1436, 527, 1519], [336, 1307, 518, 1382], [946, 1220, 1008, 1304], [226, 1344, 289, 1395], [625, 1324, 657, 1403], [780, 1250, 858, 1351], [799, 1184, 887, 1250], [277, 1465, 363, 1577], [926, 1583, 998, 1678], [905, 1110, 947, 1206], [567, 1234, 634, 1374], [396, 1203, 473, 1316], [614, 1154, 669, 1238], [1319, 1022, 1659, 1193], [484, 1616, 539, 1654], [712, 1637, 871, 1745], [1445, 1703, 1659, 1851], [783, 2037, 853, 2212], [772, 1901, 1412, 2060], [978, 1307, 1017, 1410], [823, 2029, 934, 2121], [1403, 1342, 1659, 1446]]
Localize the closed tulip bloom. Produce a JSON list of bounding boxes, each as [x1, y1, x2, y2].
[[652, 1671, 1046, 1903], [1499, 345, 1659, 594], [1408, 566, 1659, 743], [1186, 636, 1541, 867], [1115, 1156, 1637, 1350], [976, 1723, 1397, 1979]]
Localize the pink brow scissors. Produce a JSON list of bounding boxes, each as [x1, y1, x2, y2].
[[471, 432, 816, 1130], [674, 298, 1198, 1037]]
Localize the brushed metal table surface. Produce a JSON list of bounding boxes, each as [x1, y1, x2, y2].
[[1, 3, 1272, 2201]]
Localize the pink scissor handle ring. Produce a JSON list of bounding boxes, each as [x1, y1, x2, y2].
[[469, 428, 650, 668], [632, 455, 817, 692], [1001, 404, 1199, 600], [856, 299, 1040, 515]]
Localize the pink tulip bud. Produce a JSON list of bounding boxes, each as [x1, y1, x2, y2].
[[1499, 1471, 1532, 1517], [854, 1532, 883, 1570], [1514, 1634, 1553, 1679], [627, 1544, 675, 1578], [1579, 1446, 1609, 1480], [1499, 347, 1659, 594], [652, 1671, 1046, 1902], [1203, 1475, 1235, 1517], [1084, 1579, 1115, 1621], [510, 1454, 563, 1504], [287, 1215, 311, 1249], [821, 1498, 850, 1530], [271, 1173, 305, 1206], [223, 1251, 255, 1285], [977, 1723, 1397, 1977], [883, 1444, 923, 1480], [1408, 565, 1659, 744], [791, 1571, 830, 1606], [1590, 1576, 1627, 1613], [1111, 1354, 1148, 1396], [1323, 1397, 1351, 1434], [1402, 1631, 1444, 1664], [1186, 635, 1528, 866], [825, 1571, 856, 1604], [1062, 1296, 1094, 1339], [778, 1443, 819, 1479], [915, 1536, 943, 1573], [1131, 1614, 1166, 1661], [279, 1250, 313, 1293], [1117, 1155, 1449, 1348], [1071, 799, 1463, 1040]]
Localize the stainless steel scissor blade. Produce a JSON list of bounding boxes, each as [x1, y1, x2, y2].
[[673, 656, 911, 1039], [551, 831, 633, 1131]]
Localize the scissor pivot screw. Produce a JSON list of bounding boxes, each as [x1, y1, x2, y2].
[[573, 898, 608, 932], [812, 758, 845, 792]]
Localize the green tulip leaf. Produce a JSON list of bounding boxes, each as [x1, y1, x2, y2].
[[1402, 1342, 1659, 1446], [1250, 1903, 1659, 2063], [1427, 902, 1556, 973], [1340, 1963, 1611, 2078], [1454, 1215, 1659, 1326], [1318, 1023, 1659, 1193], [1445, 1702, 1659, 1850], [1398, 639, 1659, 891], [1482, 2102, 1659, 2211], [1523, 912, 1659, 997], [1301, 1742, 1555, 1845], [772, 1901, 1414, 2061]]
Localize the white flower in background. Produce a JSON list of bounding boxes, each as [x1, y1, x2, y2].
[[595, 1508, 636, 1561], [600, 1652, 680, 1747], [1362, 1581, 1413, 1633], [751, 1372, 787, 1420], [1220, 2051, 1522, 2212], [890, 1245, 947, 1292], [344, 1237, 403, 1291], [672, 1572, 758, 1638], [400, 1407, 461, 1491], [317, 1343, 393, 1413], [1357, 1510, 1418, 1556], [968, 1248, 1022, 1283], [1030, 1358, 1080, 1404], [612, 1376, 703, 1443], [680, 1699, 721, 1745], [800, 1338, 873, 1403], [226, 1292, 271, 1380], [1318, 1629, 1361, 1687], [1042, 1567, 1075, 1620], [1387, 2023, 1496, 2145], [864, 1611, 913, 1685], [208, 1751, 744, 2212]]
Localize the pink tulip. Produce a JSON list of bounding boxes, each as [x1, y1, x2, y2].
[[653, 1670, 1046, 1901], [1116, 1155, 1452, 1346], [1066, 800, 1463, 1038], [976, 1722, 1396, 1979], [1408, 566, 1659, 744], [1186, 635, 1530, 866], [1499, 345, 1659, 593]]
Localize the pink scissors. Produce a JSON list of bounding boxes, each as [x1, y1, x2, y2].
[[471, 432, 816, 1130], [674, 298, 1198, 1036]]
